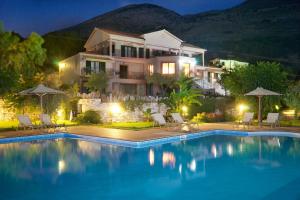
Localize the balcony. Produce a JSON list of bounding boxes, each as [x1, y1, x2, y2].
[[81, 67, 145, 80], [118, 72, 145, 80]]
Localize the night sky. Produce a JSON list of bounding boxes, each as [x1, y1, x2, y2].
[[0, 0, 244, 37]]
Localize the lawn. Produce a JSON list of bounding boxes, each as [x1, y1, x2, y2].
[[280, 120, 300, 127], [102, 121, 154, 130], [0, 121, 19, 131], [0, 120, 77, 131]]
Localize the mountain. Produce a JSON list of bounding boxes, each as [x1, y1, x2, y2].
[[45, 0, 300, 72]]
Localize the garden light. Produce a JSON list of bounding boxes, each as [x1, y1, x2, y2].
[[56, 107, 65, 120], [110, 103, 122, 114], [238, 104, 249, 114], [58, 62, 66, 70], [181, 105, 188, 114], [275, 105, 280, 111]]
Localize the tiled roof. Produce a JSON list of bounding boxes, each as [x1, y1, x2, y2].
[[99, 28, 144, 39]]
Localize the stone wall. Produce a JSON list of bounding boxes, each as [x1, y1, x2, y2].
[[78, 99, 168, 123]]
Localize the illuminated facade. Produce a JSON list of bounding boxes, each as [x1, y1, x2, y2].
[[59, 28, 225, 96]]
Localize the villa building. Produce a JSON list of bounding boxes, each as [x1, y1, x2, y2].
[[59, 28, 225, 96]]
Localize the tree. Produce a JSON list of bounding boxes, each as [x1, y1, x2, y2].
[[0, 28, 47, 96], [285, 81, 300, 117], [167, 74, 202, 115], [146, 73, 176, 96], [85, 72, 108, 93], [220, 61, 289, 114]]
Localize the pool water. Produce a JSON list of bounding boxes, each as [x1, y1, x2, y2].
[[0, 135, 300, 200]]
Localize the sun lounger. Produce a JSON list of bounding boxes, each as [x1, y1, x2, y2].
[[40, 114, 67, 131], [170, 113, 199, 131], [265, 113, 280, 128], [17, 114, 42, 130], [151, 113, 168, 127], [235, 112, 254, 128]]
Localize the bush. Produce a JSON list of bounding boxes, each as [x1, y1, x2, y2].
[[77, 110, 101, 124], [192, 112, 225, 123]]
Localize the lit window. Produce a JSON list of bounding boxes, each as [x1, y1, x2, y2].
[[148, 64, 154, 75], [183, 63, 190, 76], [162, 62, 175, 74]]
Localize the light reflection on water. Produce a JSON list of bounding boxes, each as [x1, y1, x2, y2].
[[0, 136, 300, 200]]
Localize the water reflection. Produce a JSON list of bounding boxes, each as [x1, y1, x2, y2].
[[162, 152, 176, 168], [149, 149, 155, 166], [0, 136, 300, 187]]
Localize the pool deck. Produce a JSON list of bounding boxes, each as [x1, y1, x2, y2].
[[0, 123, 300, 142]]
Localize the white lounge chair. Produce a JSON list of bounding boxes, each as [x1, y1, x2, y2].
[[170, 113, 199, 131], [265, 113, 280, 128], [236, 112, 254, 128], [17, 114, 41, 130], [40, 114, 66, 131], [151, 113, 167, 127]]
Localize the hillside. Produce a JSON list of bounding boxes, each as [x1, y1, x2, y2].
[[44, 0, 300, 72]]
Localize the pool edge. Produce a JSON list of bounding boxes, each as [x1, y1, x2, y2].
[[0, 130, 299, 148]]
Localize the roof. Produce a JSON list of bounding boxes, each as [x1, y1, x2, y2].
[[142, 29, 183, 43], [97, 28, 144, 40], [181, 42, 207, 51]]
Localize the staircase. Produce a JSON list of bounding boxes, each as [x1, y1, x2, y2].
[[194, 78, 226, 96]]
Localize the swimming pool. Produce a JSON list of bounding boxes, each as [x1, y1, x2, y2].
[[0, 134, 300, 199]]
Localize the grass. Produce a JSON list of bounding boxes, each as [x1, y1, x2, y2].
[[102, 121, 154, 130], [0, 121, 18, 131], [280, 120, 300, 127], [0, 120, 78, 132]]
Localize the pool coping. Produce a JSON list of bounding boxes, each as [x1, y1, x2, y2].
[[1, 130, 300, 148]]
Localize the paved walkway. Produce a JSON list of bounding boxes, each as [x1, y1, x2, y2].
[[0, 123, 300, 142]]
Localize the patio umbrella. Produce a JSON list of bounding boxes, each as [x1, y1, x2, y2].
[[245, 87, 281, 127], [19, 84, 64, 112]]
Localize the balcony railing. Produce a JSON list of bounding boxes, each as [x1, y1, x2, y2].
[[118, 72, 145, 80], [81, 68, 145, 80]]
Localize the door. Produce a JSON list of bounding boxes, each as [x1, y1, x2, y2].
[[120, 65, 128, 79]]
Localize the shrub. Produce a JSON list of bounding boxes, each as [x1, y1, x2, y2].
[[77, 110, 101, 124], [192, 112, 224, 123]]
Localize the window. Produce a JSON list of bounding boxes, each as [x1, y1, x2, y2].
[[85, 60, 106, 74], [183, 63, 190, 76], [121, 45, 137, 57], [148, 64, 154, 75], [139, 48, 144, 58], [162, 62, 175, 75], [146, 49, 150, 58], [112, 44, 115, 55]]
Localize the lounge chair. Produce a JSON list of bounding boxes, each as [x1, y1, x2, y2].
[[151, 113, 168, 127], [265, 113, 280, 128], [235, 112, 254, 128], [40, 114, 67, 131], [17, 114, 41, 130], [170, 113, 199, 131]]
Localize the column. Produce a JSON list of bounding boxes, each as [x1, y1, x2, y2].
[[109, 39, 112, 57]]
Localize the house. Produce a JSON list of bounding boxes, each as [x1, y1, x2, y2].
[[59, 28, 225, 96], [210, 58, 249, 70]]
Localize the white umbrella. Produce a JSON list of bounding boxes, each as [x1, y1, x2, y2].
[[245, 87, 281, 127], [19, 84, 64, 112]]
